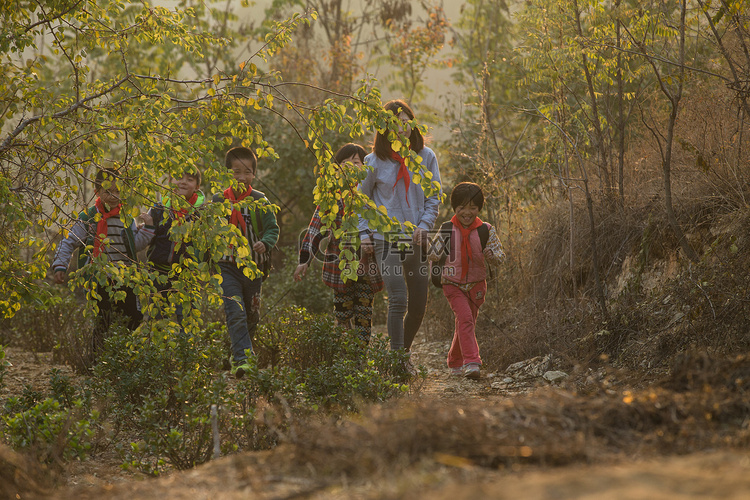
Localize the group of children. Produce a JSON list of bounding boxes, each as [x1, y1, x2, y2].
[[53, 99, 505, 381], [52, 147, 277, 378]]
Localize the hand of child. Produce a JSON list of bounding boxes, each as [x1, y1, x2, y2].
[[293, 263, 308, 282], [483, 247, 495, 259], [427, 252, 440, 262], [412, 227, 428, 248], [53, 270, 66, 284], [253, 241, 266, 254], [139, 212, 153, 226]]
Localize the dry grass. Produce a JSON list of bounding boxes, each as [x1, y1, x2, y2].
[[445, 142, 750, 374], [267, 350, 750, 478], [0, 443, 57, 499]]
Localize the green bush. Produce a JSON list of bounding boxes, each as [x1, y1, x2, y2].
[[2, 369, 100, 463], [2, 398, 99, 462], [88, 306, 414, 474], [95, 321, 259, 475], [120, 371, 246, 475], [4, 385, 44, 415], [242, 307, 410, 413], [49, 368, 77, 408]]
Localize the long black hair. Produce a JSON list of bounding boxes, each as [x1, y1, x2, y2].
[[372, 99, 424, 160]]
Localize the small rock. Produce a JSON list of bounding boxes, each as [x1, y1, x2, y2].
[[543, 370, 568, 383], [506, 354, 551, 379]]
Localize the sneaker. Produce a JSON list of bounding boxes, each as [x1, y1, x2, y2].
[[450, 366, 464, 376], [232, 351, 255, 380], [231, 359, 248, 380], [464, 363, 480, 380]]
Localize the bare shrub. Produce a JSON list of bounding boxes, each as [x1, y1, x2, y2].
[[473, 134, 750, 373], [0, 286, 93, 371]]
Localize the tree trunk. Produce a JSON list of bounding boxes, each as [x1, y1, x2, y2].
[[573, 0, 611, 193], [663, 0, 699, 262], [616, 2, 626, 206]]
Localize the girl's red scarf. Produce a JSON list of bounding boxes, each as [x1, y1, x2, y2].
[[224, 186, 253, 235], [390, 151, 411, 207], [451, 215, 483, 280], [93, 197, 121, 257]]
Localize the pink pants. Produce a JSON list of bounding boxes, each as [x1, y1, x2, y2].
[[443, 281, 486, 368]]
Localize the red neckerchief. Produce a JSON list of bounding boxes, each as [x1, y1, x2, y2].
[[93, 197, 121, 257], [173, 192, 199, 220], [451, 215, 483, 280], [390, 151, 411, 207], [224, 186, 253, 235]]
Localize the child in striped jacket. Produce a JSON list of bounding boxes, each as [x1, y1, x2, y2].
[[52, 168, 150, 364]]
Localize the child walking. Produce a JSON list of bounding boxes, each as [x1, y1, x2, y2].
[[293, 143, 383, 343], [358, 99, 442, 371], [428, 182, 505, 380], [138, 169, 205, 326], [214, 147, 279, 378], [52, 168, 150, 365]]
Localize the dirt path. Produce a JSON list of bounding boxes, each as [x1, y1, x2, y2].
[[410, 338, 490, 397]]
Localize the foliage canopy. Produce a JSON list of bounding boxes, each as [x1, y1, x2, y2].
[[0, 0, 440, 321]]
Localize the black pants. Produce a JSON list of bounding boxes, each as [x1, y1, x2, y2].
[[91, 283, 142, 358]]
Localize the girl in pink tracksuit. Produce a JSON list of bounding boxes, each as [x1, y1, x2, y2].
[[429, 182, 505, 380]]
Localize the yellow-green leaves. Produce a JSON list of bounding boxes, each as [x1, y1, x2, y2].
[[236, 246, 250, 259]]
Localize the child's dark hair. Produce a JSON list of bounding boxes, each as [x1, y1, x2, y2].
[[225, 146, 257, 173], [450, 182, 484, 211], [94, 168, 120, 191], [334, 143, 366, 164], [373, 99, 424, 160], [185, 168, 202, 186]]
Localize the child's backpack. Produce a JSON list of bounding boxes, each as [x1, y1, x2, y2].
[[431, 221, 490, 288]]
